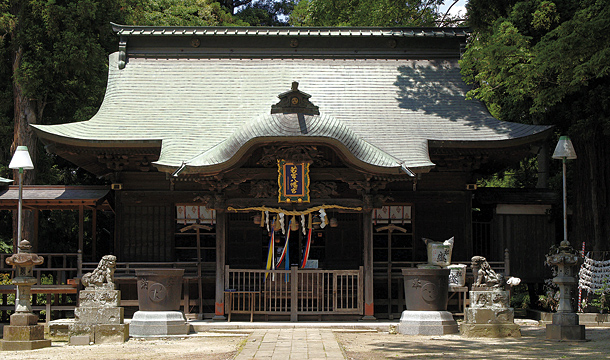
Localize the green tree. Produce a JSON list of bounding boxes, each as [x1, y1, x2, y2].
[[290, 0, 447, 27], [461, 0, 610, 252], [0, 0, 135, 247], [235, 0, 294, 26], [0, 0, 244, 251], [132, 0, 243, 26]]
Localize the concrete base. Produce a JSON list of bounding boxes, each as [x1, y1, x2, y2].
[[398, 310, 458, 335], [461, 323, 521, 338], [129, 311, 189, 337], [69, 323, 129, 345], [546, 312, 586, 341], [546, 324, 586, 341], [1, 339, 52, 351]]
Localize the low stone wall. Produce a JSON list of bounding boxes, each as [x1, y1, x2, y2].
[[527, 309, 610, 325]]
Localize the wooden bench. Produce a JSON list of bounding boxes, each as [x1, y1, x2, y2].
[[0, 280, 79, 323]]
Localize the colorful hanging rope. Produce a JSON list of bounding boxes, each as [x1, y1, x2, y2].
[[301, 228, 312, 268]]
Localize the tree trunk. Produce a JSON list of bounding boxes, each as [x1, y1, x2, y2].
[[571, 133, 610, 257], [11, 44, 39, 251]]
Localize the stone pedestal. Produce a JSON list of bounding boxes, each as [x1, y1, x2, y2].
[[398, 311, 458, 335], [545, 241, 586, 341], [1, 313, 51, 351], [129, 311, 189, 337], [546, 312, 586, 341], [1, 240, 51, 351], [461, 289, 521, 338], [69, 288, 129, 345]]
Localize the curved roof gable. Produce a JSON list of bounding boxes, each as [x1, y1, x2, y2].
[[169, 112, 412, 175]]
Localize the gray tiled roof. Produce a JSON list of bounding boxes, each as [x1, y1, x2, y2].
[[32, 53, 551, 174], [113, 23, 469, 38]]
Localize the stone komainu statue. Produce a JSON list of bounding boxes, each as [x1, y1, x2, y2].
[[81, 255, 117, 289], [471, 255, 504, 289]]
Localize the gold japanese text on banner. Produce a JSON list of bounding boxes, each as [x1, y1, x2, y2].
[[277, 159, 310, 203]]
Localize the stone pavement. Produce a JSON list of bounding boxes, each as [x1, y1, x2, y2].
[[234, 328, 345, 360]]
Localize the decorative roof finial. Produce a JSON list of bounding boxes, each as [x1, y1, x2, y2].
[[271, 82, 320, 115]]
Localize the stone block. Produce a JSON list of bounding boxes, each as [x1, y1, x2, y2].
[[461, 323, 521, 338], [48, 320, 72, 341], [3, 324, 45, 341], [466, 307, 514, 324], [74, 306, 124, 324], [9, 313, 39, 326], [398, 311, 458, 336], [95, 324, 129, 344], [69, 335, 93, 346], [546, 324, 586, 341], [470, 290, 510, 309], [552, 312, 580, 326], [0, 339, 52, 351], [79, 289, 121, 307], [68, 322, 95, 342]]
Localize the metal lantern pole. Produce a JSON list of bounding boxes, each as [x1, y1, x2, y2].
[[17, 167, 24, 245], [552, 136, 577, 246], [9, 146, 34, 249], [561, 156, 568, 244]]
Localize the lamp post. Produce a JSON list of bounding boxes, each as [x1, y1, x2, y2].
[[552, 136, 577, 246], [8, 146, 34, 249]]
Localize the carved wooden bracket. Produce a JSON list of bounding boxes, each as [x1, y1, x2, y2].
[[347, 179, 388, 194], [98, 154, 129, 171], [310, 181, 339, 198], [257, 145, 330, 168], [250, 180, 278, 198]]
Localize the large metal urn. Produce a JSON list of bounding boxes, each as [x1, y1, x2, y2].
[[402, 268, 450, 311], [135, 269, 184, 311]]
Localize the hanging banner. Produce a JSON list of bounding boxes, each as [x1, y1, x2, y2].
[[277, 159, 310, 203]]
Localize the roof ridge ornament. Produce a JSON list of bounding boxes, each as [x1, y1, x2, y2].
[[271, 82, 320, 115]]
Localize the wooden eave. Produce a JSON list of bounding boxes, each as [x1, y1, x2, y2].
[[0, 185, 113, 211], [44, 142, 161, 177]]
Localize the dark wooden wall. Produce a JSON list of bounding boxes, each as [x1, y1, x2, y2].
[[493, 214, 555, 283], [116, 192, 174, 262]]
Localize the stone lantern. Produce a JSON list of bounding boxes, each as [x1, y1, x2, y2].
[[1, 240, 51, 351], [545, 240, 586, 341]]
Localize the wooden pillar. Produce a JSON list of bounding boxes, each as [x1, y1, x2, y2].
[[92, 208, 97, 260], [362, 209, 376, 320], [290, 265, 298, 322], [78, 205, 84, 254], [213, 209, 227, 320], [32, 209, 39, 252]]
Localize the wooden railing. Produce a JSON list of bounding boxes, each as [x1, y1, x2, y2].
[[225, 266, 363, 321], [0, 252, 81, 322], [0, 252, 80, 284]]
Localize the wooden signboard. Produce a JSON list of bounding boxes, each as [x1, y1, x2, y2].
[[277, 159, 310, 203]]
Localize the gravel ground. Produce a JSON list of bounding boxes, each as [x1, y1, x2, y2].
[[1, 333, 247, 360], [2, 321, 610, 359], [336, 322, 610, 360]]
